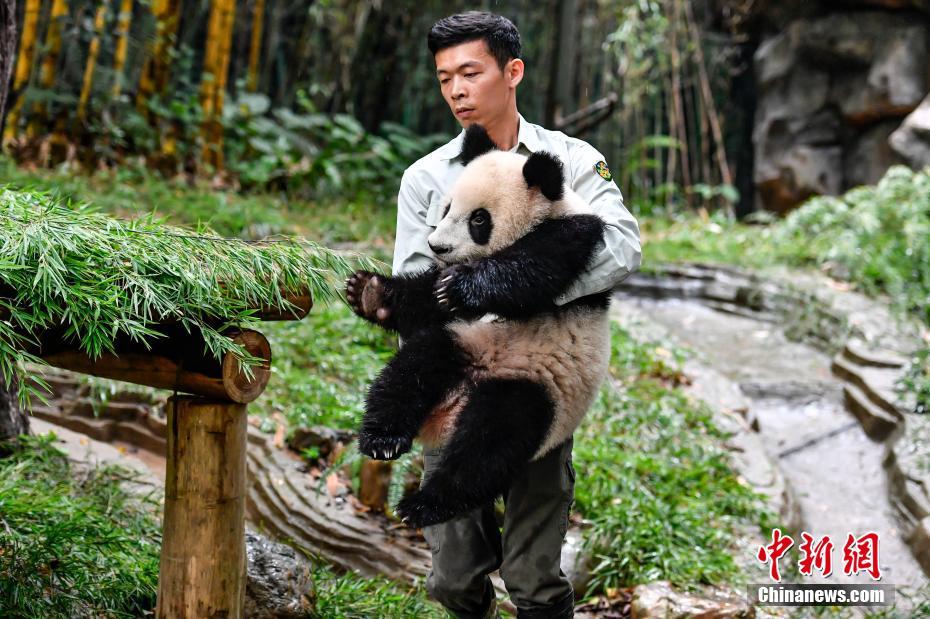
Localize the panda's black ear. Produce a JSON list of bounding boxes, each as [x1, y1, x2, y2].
[[523, 151, 564, 201], [460, 124, 499, 165]]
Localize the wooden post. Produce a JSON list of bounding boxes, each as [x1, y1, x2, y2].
[[156, 396, 247, 618]]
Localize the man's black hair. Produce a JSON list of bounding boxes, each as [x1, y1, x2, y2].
[[427, 11, 521, 70]]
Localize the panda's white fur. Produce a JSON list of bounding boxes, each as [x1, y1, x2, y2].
[[420, 149, 611, 460], [429, 150, 591, 263]]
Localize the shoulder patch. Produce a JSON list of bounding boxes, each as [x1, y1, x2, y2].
[[594, 161, 612, 181]]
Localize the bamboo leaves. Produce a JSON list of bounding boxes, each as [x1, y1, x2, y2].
[[0, 187, 365, 405]]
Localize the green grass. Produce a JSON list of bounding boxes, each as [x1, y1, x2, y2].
[[574, 324, 773, 593], [0, 157, 397, 250], [0, 434, 161, 618], [311, 564, 446, 619], [256, 302, 397, 432]]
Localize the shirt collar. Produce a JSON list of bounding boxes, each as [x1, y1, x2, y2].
[[439, 113, 540, 162]]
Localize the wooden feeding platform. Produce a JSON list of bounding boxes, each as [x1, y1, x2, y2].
[[5, 290, 312, 619]]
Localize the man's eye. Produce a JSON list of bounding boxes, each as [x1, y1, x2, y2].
[[464, 73, 478, 78], [440, 79, 450, 85]]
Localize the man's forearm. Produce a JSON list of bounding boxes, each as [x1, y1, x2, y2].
[[554, 216, 642, 305]]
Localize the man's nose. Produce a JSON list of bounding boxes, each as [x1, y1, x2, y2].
[[451, 76, 467, 99]]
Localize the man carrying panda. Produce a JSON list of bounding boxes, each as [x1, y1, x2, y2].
[[393, 12, 642, 619]]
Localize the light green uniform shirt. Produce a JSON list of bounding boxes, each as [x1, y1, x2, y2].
[[392, 114, 642, 305]]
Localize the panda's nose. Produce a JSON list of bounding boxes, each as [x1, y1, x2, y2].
[[429, 241, 452, 255]]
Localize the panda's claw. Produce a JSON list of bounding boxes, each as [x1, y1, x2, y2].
[[395, 491, 458, 528], [358, 433, 412, 461]]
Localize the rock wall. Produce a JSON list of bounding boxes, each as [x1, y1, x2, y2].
[[751, 1, 930, 212]]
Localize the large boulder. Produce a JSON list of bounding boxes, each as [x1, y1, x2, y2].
[[752, 7, 929, 212], [889, 96, 930, 169]]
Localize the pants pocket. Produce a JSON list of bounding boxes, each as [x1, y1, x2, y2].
[[423, 524, 442, 554]]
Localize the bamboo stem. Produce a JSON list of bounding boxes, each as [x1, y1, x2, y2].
[[669, 0, 692, 205], [26, 0, 67, 139], [137, 0, 182, 115], [1, 0, 41, 147], [246, 0, 265, 92], [684, 0, 733, 209], [111, 0, 134, 99], [201, 0, 237, 170], [78, 1, 109, 122]]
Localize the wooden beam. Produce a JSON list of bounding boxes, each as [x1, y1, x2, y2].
[[157, 396, 247, 618], [0, 287, 312, 323], [40, 328, 271, 403], [257, 290, 312, 321]]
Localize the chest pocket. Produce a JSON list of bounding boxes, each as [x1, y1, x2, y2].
[[425, 200, 446, 227]]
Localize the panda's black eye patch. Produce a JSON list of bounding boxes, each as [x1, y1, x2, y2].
[[468, 208, 492, 245]]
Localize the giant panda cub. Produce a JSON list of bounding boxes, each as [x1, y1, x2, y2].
[[345, 124, 611, 528]]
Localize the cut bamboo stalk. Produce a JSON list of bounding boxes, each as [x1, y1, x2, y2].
[[156, 396, 247, 619]]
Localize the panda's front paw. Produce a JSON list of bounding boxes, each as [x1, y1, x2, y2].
[[346, 270, 392, 325], [357, 431, 412, 461], [395, 489, 459, 528], [434, 264, 474, 314]]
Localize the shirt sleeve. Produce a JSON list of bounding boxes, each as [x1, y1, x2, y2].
[[392, 169, 436, 276], [555, 141, 642, 305]]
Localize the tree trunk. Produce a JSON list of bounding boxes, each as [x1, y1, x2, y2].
[[0, 0, 26, 444], [0, 0, 15, 124], [2, 0, 38, 147], [0, 374, 28, 443]]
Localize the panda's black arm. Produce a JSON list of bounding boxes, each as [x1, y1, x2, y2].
[[437, 214, 606, 318], [378, 266, 455, 336]]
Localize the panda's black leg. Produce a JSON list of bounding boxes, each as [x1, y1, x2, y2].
[[395, 378, 554, 528], [359, 329, 468, 460]]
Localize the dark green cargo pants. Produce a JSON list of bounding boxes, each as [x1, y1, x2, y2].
[[421, 438, 576, 619]]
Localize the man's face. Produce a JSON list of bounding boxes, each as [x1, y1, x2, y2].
[[434, 39, 522, 128]]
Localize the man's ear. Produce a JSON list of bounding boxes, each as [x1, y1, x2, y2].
[[507, 58, 525, 88], [460, 124, 498, 165], [522, 151, 564, 201]]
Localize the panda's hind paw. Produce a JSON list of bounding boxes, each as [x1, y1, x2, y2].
[[357, 432, 412, 461], [395, 490, 458, 529]]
